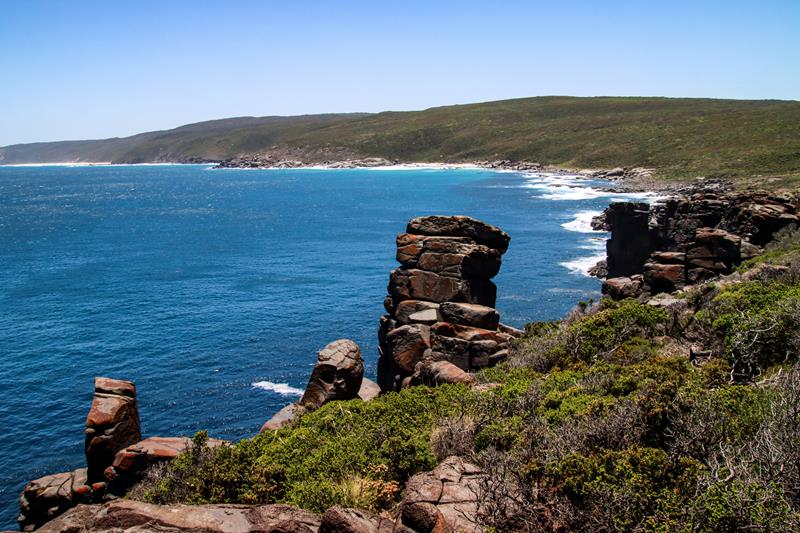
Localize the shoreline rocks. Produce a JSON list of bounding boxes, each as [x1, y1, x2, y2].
[[378, 216, 513, 392]]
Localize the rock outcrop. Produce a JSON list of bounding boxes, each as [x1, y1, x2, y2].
[[378, 216, 514, 391], [84, 378, 141, 483], [36, 500, 322, 533], [262, 339, 364, 432], [20, 378, 144, 531], [601, 192, 800, 297], [399, 456, 487, 533], [18, 469, 95, 531], [104, 436, 227, 493]]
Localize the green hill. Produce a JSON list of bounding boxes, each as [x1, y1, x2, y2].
[[2, 96, 799, 181]]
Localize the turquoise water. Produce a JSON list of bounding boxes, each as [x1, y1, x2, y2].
[[0, 164, 650, 527]]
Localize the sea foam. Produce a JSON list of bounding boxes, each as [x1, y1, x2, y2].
[[251, 381, 304, 396]]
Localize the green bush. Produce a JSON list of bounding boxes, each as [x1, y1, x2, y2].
[[135, 384, 472, 512]]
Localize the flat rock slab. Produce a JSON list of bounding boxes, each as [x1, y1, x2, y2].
[[407, 215, 510, 252], [37, 500, 321, 533], [439, 302, 499, 329]]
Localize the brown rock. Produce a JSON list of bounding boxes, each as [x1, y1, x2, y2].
[[431, 322, 511, 344], [320, 506, 411, 533], [439, 302, 500, 329], [650, 251, 686, 264], [357, 378, 381, 401], [395, 300, 440, 325], [18, 469, 93, 532], [300, 340, 364, 410], [262, 403, 306, 432], [389, 269, 497, 307], [105, 436, 227, 492], [401, 502, 448, 533], [407, 215, 510, 252], [408, 359, 476, 387], [643, 262, 686, 291], [85, 377, 141, 482], [37, 500, 321, 533], [400, 456, 486, 532], [387, 324, 431, 373]]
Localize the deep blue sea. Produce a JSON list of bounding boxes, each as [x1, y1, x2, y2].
[[0, 164, 656, 527]]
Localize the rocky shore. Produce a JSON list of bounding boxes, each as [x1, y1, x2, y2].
[[17, 195, 800, 531], [17, 215, 515, 532]]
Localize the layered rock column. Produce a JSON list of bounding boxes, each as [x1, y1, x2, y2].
[[84, 377, 141, 482], [378, 216, 516, 391]]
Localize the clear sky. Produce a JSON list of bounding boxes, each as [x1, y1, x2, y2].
[[1, 0, 798, 146]]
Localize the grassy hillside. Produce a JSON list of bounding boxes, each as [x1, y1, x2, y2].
[[2, 96, 799, 181]]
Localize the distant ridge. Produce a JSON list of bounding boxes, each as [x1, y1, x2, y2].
[[2, 96, 799, 180]]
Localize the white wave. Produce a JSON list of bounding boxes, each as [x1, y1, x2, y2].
[[251, 381, 304, 396], [560, 253, 606, 277], [521, 172, 666, 203], [562, 210, 605, 233]]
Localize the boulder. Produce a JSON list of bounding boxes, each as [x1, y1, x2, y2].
[[439, 302, 500, 330], [395, 300, 440, 324], [407, 215, 510, 252], [602, 276, 643, 300], [387, 324, 431, 373], [320, 506, 412, 533], [400, 456, 486, 533], [84, 377, 141, 482], [357, 378, 381, 402], [643, 261, 686, 292], [408, 359, 476, 387], [18, 469, 94, 532], [36, 500, 321, 533], [261, 403, 306, 432], [300, 339, 364, 410]]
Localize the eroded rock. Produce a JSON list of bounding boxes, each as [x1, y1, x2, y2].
[[84, 377, 141, 482], [300, 339, 364, 409]]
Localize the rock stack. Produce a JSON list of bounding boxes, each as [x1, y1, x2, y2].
[[378, 215, 520, 392], [85, 377, 141, 482]]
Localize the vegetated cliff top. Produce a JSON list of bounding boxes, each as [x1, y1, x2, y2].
[[2, 96, 799, 182]]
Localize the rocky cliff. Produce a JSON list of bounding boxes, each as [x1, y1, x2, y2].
[[599, 190, 800, 298]]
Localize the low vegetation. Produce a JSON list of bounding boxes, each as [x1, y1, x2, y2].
[[2, 96, 799, 182], [132, 232, 800, 531]]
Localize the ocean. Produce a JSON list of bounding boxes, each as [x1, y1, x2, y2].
[[0, 164, 656, 527]]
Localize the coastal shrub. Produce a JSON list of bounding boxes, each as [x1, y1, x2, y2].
[[700, 279, 800, 379], [510, 299, 669, 371], [133, 384, 473, 512]]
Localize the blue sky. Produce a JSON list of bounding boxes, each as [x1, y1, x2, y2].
[[0, 0, 798, 146]]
